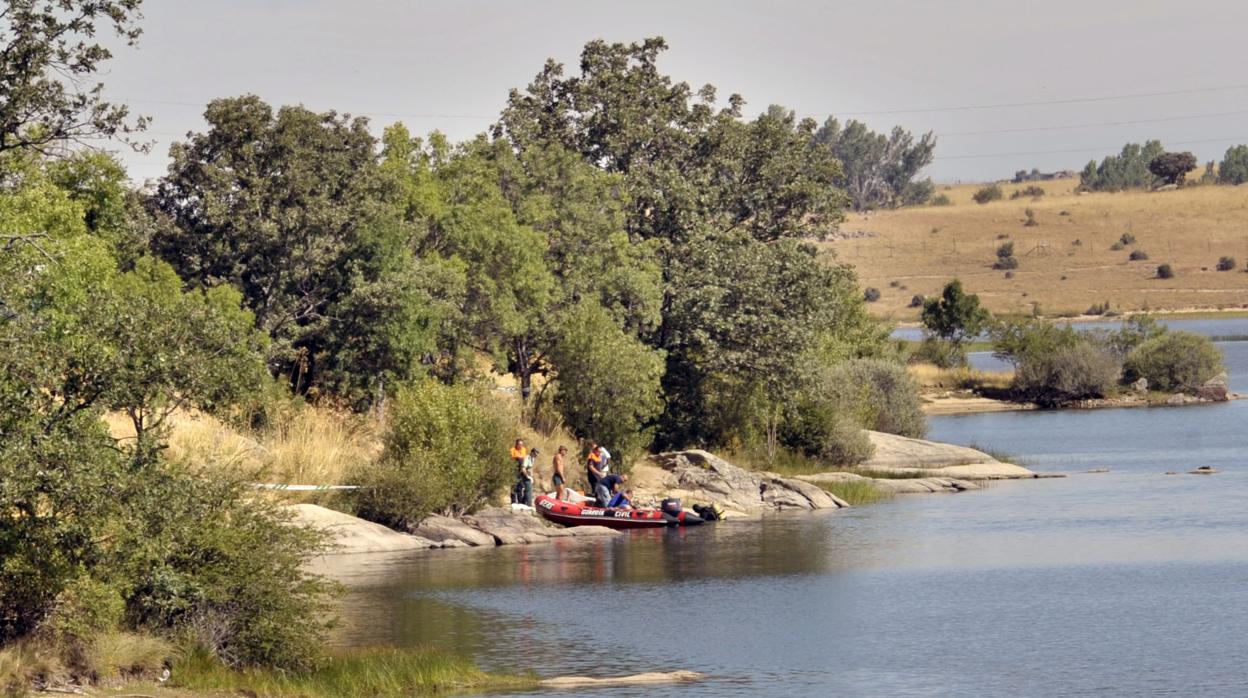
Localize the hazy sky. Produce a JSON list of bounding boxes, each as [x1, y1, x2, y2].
[[101, 0, 1248, 183]]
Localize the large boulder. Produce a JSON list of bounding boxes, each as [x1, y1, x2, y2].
[[862, 431, 998, 469], [408, 514, 497, 547], [289, 504, 439, 554], [1196, 372, 1229, 402], [465, 506, 621, 544], [644, 450, 846, 516]]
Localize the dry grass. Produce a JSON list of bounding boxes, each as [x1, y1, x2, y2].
[[105, 407, 379, 486], [907, 363, 1013, 391], [829, 177, 1248, 318], [102, 381, 579, 491]]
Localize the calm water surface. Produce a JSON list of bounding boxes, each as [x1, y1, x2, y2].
[[323, 328, 1248, 697]]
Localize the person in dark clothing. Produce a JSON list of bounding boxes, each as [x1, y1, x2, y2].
[[596, 473, 628, 507], [585, 442, 604, 492]]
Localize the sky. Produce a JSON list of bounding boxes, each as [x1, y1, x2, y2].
[[98, 0, 1248, 184]]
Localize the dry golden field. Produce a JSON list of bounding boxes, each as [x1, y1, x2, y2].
[[825, 178, 1248, 319]]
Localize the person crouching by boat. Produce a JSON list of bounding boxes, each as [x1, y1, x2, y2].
[[552, 445, 568, 500], [586, 442, 604, 494], [608, 488, 633, 509], [518, 447, 538, 506], [596, 472, 628, 507]]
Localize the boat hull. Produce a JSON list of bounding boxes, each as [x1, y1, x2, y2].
[[536, 495, 703, 529]]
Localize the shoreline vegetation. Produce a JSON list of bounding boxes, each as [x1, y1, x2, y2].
[[1, 8, 1242, 697]]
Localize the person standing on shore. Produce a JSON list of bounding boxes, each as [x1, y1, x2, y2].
[[552, 445, 567, 500], [519, 447, 538, 506], [510, 439, 528, 504], [586, 442, 604, 495], [598, 445, 612, 475]]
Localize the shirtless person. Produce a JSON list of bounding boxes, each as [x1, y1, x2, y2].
[[552, 446, 568, 500]]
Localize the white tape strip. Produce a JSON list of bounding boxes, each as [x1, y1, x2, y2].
[[253, 484, 362, 491]]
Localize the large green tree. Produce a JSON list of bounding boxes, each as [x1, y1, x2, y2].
[[151, 96, 439, 405], [498, 37, 879, 448], [814, 117, 936, 210]]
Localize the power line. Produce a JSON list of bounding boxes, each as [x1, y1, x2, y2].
[[935, 135, 1247, 161], [937, 109, 1248, 137], [825, 83, 1248, 116], [116, 97, 496, 120], [118, 80, 1248, 125]]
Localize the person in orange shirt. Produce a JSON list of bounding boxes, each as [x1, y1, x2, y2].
[[510, 439, 528, 504], [585, 442, 604, 495]]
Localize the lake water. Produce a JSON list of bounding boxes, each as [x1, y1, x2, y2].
[[324, 323, 1248, 697]]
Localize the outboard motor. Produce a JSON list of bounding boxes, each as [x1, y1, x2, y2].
[[660, 498, 683, 516]]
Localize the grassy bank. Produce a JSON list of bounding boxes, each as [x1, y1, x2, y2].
[[170, 646, 536, 698], [815, 479, 891, 505], [2, 641, 534, 698], [831, 177, 1248, 318]]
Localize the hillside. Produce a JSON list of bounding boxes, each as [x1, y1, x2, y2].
[[826, 178, 1248, 319]]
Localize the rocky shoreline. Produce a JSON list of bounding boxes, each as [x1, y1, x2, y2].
[[295, 432, 1053, 556]]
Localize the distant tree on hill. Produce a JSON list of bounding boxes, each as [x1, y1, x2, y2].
[[814, 117, 936, 210], [1147, 151, 1197, 186], [1079, 140, 1165, 191], [1218, 145, 1248, 185]]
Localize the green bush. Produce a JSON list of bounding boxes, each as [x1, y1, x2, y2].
[[1156, 263, 1175, 279], [930, 193, 951, 206], [913, 336, 964, 368], [1129, 249, 1149, 261], [972, 184, 1003, 204], [1218, 144, 1248, 185], [1120, 232, 1137, 246], [1014, 341, 1119, 407], [1217, 256, 1236, 271], [908, 294, 925, 308], [863, 287, 881, 302], [993, 241, 1018, 269], [1011, 185, 1046, 199], [1123, 331, 1224, 392], [824, 358, 927, 438], [43, 577, 126, 651], [350, 380, 511, 529]]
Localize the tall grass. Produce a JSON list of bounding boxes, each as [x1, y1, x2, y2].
[[907, 363, 1014, 391], [816, 480, 891, 505], [173, 645, 536, 698], [0, 632, 173, 693]]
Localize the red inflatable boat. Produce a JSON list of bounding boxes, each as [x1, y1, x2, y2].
[[535, 495, 704, 529]]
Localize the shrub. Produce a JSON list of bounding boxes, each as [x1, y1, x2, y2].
[[1014, 341, 1120, 407], [1123, 331, 1223, 392], [1023, 208, 1039, 226], [1110, 241, 1124, 251], [908, 294, 925, 308], [993, 241, 1018, 269], [889, 280, 901, 288], [930, 193, 952, 206], [1120, 233, 1137, 245], [1217, 256, 1236, 271], [823, 358, 927, 438], [1010, 185, 1046, 199], [972, 184, 1003, 204], [350, 380, 511, 529], [1156, 263, 1175, 279], [1085, 301, 1111, 316], [863, 287, 881, 302], [782, 358, 925, 465], [1129, 249, 1149, 261]]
